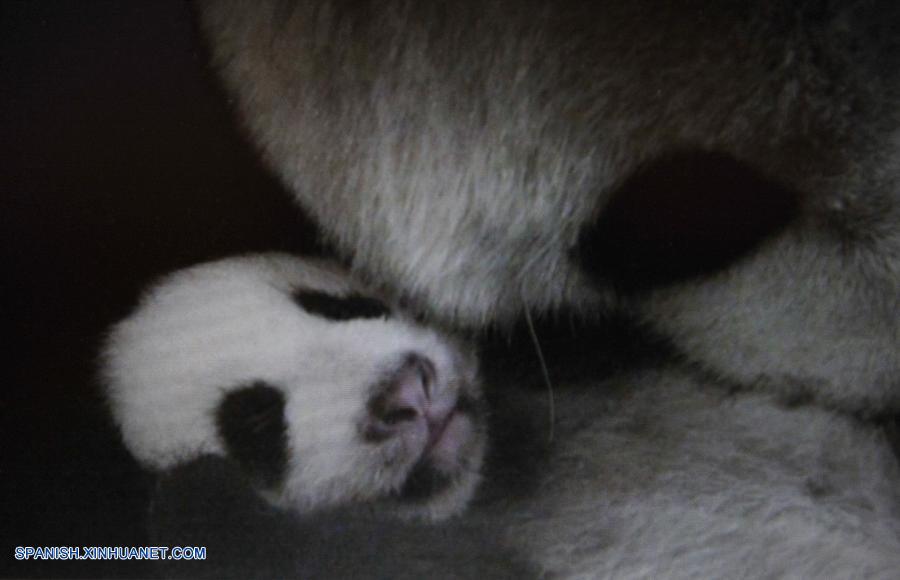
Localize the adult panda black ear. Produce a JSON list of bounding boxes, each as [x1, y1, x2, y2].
[[215, 382, 289, 488]]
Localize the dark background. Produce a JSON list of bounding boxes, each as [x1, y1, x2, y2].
[[2, 2, 322, 576]]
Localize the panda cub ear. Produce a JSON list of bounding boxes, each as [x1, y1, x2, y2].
[[103, 253, 486, 521]]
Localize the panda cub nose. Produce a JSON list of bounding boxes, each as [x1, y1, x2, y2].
[[365, 353, 437, 441]]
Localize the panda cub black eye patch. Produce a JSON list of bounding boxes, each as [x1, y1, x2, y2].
[[216, 382, 289, 488], [292, 289, 391, 321]]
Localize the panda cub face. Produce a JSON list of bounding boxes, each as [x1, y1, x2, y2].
[[102, 254, 485, 520]]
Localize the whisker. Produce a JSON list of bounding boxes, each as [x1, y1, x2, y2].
[[522, 301, 555, 444]]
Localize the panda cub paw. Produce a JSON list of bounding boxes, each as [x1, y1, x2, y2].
[[102, 253, 486, 520]]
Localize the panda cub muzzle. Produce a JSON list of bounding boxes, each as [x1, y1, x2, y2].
[[364, 353, 440, 444], [102, 253, 486, 521], [364, 352, 484, 501]]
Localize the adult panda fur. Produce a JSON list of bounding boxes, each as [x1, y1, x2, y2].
[[102, 254, 900, 578], [196, 0, 900, 414]]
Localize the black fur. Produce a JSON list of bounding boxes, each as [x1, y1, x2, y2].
[[292, 289, 391, 321], [396, 462, 455, 501], [215, 382, 289, 488], [574, 150, 800, 293], [454, 392, 486, 421]]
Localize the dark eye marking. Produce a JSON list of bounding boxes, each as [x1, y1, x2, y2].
[[292, 289, 391, 321], [216, 382, 289, 488]]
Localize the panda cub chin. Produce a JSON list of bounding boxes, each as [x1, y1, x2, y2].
[[101, 253, 486, 521]]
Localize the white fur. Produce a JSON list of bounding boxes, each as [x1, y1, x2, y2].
[[102, 253, 484, 519], [502, 370, 900, 578], [640, 224, 900, 412]]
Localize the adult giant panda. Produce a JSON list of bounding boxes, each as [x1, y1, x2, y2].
[[196, 0, 900, 414], [102, 254, 900, 578]]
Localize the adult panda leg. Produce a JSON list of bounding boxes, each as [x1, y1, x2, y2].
[[149, 455, 534, 580]]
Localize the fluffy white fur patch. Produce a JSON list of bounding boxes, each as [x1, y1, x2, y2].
[[499, 370, 900, 578]]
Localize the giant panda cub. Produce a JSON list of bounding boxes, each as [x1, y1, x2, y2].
[[102, 253, 486, 522]]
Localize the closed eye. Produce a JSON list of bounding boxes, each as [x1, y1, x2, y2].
[[292, 289, 391, 321]]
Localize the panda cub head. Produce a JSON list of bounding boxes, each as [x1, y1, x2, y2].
[[102, 253, 486, 520]]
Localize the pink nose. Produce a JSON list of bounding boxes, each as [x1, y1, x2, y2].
[[363, 353, 437, 442]]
